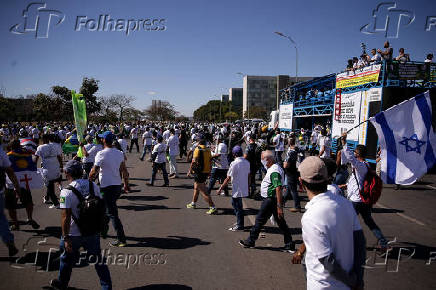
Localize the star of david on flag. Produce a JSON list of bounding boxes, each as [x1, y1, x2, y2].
[[370, 91, 436, 185]]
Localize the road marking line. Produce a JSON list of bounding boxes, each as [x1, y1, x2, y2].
[[375, 202, 426, 226], [426, 185, 436, 190]]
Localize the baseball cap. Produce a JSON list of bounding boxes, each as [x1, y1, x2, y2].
[[64, 160, 83, 176], [298, 156, 328, 184], [232, 145, 243, 157], [102, 131, 115, 143]]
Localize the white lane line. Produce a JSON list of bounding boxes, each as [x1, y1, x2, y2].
[[375, 202, 426, 226], [426, 185, 436, 190]]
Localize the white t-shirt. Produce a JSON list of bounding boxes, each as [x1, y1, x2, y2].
[[341, 145, 368, 203], [82, 143, 103, 164], [213, 143, 229, 169], [130, 127, 138, 139], [311, 131, 319, 144], [118, 139, 128, 153], [371, 53, 381, 62], [152, 143, 167, 163], [302, 191, 362, 290], [162, 130, 171, 141], [167, 135, 179, 156], [227, 157, 250, 198], [273, 134, 285, 152], [319, 136, 331, 158], [327, 184, 343, 196], [260, 164, 284, 198], [94, 147, 124, 188], [0, 148, 12, 194], [35, 143, 61, 181], [31, 127, 39, 139], [59, 179, 102, 236], [142, 131, 152, 146]]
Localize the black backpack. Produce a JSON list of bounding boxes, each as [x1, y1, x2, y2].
[[67, 181, 107, 236]]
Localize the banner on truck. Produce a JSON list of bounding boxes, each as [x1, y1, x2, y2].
[[278, 103, 293, 130], [336, 64, 381, 89]]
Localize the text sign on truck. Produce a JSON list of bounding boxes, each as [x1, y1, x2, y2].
[[279, 103, 293, 130]]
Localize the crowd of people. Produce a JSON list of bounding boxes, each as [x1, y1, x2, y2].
[[0, 120, 392, 289]]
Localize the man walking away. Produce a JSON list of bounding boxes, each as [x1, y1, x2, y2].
[[283, 137, 301, 212], [140, 127, 153, 161], [244, 134, 261, 198], [167, 129, 180, 179], [129, 126, 139, 153], [147, 136, 169, 186], [89, 131, 128, 247], [207, 135, 229, 195], [50, 160, 112, 290], [239, 150, 294, 251], [218, 146, 250, 231]]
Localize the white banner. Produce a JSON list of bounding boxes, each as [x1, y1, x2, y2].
[[359, 88, 382, 145], [332, 91, 362, 141], [279, 104, 294, 130]]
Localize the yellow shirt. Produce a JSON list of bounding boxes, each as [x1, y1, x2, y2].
[[193, 145, 212, 174]]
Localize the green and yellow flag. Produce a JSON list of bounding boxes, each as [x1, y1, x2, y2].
[[71, 90, 87, 157]]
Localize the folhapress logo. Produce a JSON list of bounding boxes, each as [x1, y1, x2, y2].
[[10, 2, 65, 39]]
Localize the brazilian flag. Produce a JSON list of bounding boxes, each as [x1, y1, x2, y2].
[[71, 90, 87, 157], [62, 134, 79, 154]]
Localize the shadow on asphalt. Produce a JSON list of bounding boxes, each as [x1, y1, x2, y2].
[[118, 204, 180, 211], [244, 225, 302, 236], [119, 195, 169, 201], [371, 208, 404, 213], [22, 226, 62, 239], [127, 285, 192, 290], [123, 235, 211, 249], [216, 207, 259, 216]]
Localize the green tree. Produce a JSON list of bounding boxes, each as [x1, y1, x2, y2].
[[224, 111, 238, 121], [244, 106, 267, 120], [79, 77, 101, 115], [143, 101, 179, 121]]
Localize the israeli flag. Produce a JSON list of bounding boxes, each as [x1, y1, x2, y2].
[[370, 91, 436, 185]]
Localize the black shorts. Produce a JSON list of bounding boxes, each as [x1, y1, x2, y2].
[[194, 173, 209, 184], [5, 188, 33, 209]]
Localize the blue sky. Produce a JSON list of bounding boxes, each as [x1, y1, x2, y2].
[[1, 0, 435, 116]]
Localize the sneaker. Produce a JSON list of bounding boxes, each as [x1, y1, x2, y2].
[[49, 204, 60, 209], [206, 207, 217, 215], [27, 219, 40, 229], [109, 240, 127, 247], [186, 203, 196, 209], [8, 243, 18, 257], [289, 207, 301, 213], [9, 224, 20, 231], [43, 196, 51, 204], [228, 225, 243, 231], [50, 279, 65, 290], [283, 242, 296, 253], [160, 184, 169, 187], [139, 157, 144, 161], [239, 239, 255, 248]]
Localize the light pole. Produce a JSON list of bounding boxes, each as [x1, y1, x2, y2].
[[274, 31, 298, 84], [236, 72, 247, 119]]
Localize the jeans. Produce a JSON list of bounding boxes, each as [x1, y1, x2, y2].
[[101, 185, 126, 243], [151, 162, 169, 185], [249, 165, 258, 196], [58, 235, 112, 290], [232, 197, 244, 228], [46, 179, 60, 206], [207, 168, 228, 195], [274, 151, 283, 166], [248, 197, 293, 245], [284, 174, 300, 209], [83, 162, 94, 179], [179, 142, 187, 158], [140, 145, 152, 160], [0, 192, 14, 244], [169, 155, 179, 176], [129, 138, 139, 153]]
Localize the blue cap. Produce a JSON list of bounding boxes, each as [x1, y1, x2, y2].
[[232, 145, 243, 157], [102, 131, 115, 143]]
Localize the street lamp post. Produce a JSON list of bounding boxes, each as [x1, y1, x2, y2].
[[274, 31, 298, 84]]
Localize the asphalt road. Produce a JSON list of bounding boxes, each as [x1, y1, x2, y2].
[[1, 150, 436, 290]]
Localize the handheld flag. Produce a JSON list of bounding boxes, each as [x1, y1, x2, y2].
[[369, 91, 436, 185], [72, 90, 87, 157], [7, 149, 43, 190]]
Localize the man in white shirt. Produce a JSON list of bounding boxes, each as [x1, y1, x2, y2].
[[298, 156, 365, 290], [167, 129, 180, 178], [89, 131, 128, 247], [129, 126, 139, 153], [218, 146, 250, 231], [147, 136, 169, 187], [51, 160, 111, 290], [80, 135, 103, 178], [272, 129, 284, 166], [340, 133, 388, 248], [318, 129, 331, 159], [162, 127, 171, 142], [31, 127, 40, 145], [207, 135, 229, 195], [239, 150, 294, 250], [140, 127, 153, 161], [35, 134, 63, 208], [0, 146, 20, 256], [369, 48, 382, 63]]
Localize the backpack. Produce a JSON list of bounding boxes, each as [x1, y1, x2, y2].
[[67, 181, 107, 236], [353, 163, 382, 206], [191, 146, 204, 174]]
